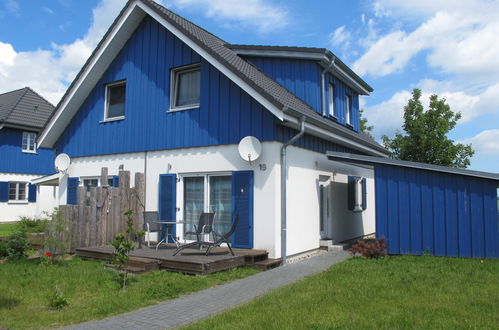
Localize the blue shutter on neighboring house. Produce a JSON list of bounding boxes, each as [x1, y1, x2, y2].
[[0, 181, 8, 202], [347, 176, 355, 211], [361, 178, 367, 210], [231, 170, 254, 249], [159, 174, 176, 242], [67, 177, 79, 205], [28, 184, 37, 202], [112, 176, 119, 187]]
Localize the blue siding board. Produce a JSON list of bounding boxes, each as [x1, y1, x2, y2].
[[374, 163, 498, 259], [0, 128, 54, 175], [409, 169, 422, 255]]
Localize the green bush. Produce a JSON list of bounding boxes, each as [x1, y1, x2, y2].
[[0, 240, 8, 258], [48, 285, 69, 309], [6, 229, 28, 259], [16, 216, 49, 234]]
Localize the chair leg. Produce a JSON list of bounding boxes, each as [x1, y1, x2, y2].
[[205, 245, 212, 256], [226, 241, 235, 256]]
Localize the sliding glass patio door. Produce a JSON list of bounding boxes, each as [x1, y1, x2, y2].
[[183, 174, 232, 241]]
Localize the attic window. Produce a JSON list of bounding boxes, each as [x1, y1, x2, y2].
[[104, 80, 126, 120], [22, 132, 36, 153], [170, 64, 200, 111]]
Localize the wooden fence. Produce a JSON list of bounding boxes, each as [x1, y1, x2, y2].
[[59, 168, 145, 253]]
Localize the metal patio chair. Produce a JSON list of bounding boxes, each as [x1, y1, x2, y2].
[[143, 211, 159, 248], [205, 214, 240, 256], [173, 212, 215, 256]]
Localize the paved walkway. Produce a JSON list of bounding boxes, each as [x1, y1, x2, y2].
[[65, 250, 350, 330]]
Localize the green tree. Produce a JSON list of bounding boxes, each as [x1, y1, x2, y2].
[[382, 88, 474, 168], [359, 108, 374, 138]]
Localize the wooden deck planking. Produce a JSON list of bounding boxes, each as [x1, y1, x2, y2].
[[75, 245, 267, 275]]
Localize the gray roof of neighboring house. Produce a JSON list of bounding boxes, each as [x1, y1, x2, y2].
[[327, 151, 499, 181], [40, 0, 386, 155], [0, 87, 55, 131]]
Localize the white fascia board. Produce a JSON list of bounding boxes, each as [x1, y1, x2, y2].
[[136, 2, 284, 121], [283, 114, 387, 157], [330, 64, 371, 96], [38, 2, 145, 148]]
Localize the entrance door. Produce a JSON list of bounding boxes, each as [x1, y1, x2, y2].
[[319, 181, 331, 239]]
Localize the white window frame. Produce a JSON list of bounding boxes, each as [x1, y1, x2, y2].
[[345, 94, 352, 126], [22, 132, 37, 153], [8, 182, 28, 203], [169, 63, 201, 112], [328, 83, 336, 118], [103, 80, 126, 122]]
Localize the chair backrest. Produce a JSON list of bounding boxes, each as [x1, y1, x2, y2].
[[197, 212, 215, 234], [222, 214, 240, 239], [143, 211, 159, 231]]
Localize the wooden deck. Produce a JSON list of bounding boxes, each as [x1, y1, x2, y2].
[[76, 244, 271, 275]]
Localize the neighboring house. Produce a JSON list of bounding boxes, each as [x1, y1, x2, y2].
[[0, 87, 57, 222], [37, 0, 388, 259]]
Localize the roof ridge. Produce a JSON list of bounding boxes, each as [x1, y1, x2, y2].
[[1, 87, 30, 122], [0, 86, 28, 98], [24, 87, 56, 109]]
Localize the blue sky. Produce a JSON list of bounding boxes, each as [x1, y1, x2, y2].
[[1, 0, 498, 172]]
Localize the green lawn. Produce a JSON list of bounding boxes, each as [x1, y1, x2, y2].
[[185, 255, 499, 329], [0, 223, 17, 237], [0, 258, 259, 329]]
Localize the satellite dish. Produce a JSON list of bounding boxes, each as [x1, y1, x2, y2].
[[55, 153, 71, 172], [238, 136, 262, 164]]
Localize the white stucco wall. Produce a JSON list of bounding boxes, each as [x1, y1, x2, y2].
[[0, 173, 59, 222], [59, 143, 282, 257], [285, 146, 376, 256]]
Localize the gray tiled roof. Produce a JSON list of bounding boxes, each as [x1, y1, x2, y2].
[[0, 87, 55, 131]]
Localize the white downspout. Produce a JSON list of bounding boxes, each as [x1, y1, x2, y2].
[[280, 116, 306, 265]]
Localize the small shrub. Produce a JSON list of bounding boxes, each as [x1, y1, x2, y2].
[[16, 217, 49, 234], [110, 209, 137, 289], [0, 240, 8, 258], [48, 285, 68, 309], [6, 229, 28, 259], [349, 237, 387, 258], [44, 208, 71, 258]]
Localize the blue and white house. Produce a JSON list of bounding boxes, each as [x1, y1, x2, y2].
[[38, 0, 388, 259], [0, 87, 58, 222]]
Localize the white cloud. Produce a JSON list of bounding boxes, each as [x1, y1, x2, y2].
[[4, 0, 19, 14], [459, 130, 499, 155], [170, 0, 289, 33], [355, 1, 499, 82], [0, 0, 127, 104], [329, 26, 350, 47]]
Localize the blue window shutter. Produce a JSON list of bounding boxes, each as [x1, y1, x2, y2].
[[0, 181, 8, 202], [232, 170, 254, 249], [67, 177, 79, 205], [159, 174, 176, 242], [28, 184, 37, 202], [112, 176, 119, 187], [348, 176, 355, 211], [361, 178, 367, 210]]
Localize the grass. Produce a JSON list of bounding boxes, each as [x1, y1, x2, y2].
[[0, 257, 259, 329], [185, 255, 499, 329], [0, 223, 18, 237]]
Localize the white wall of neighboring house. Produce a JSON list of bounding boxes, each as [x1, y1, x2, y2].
[[56, 142, 376, 259], [0, 173, 59, 222]]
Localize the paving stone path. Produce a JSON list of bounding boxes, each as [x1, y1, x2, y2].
[[64, 250, 350, 330]]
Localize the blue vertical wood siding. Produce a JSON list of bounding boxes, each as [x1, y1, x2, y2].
[[374, 164, 499, 259], [0, 128, 54, 175], [244, 56, 361, 131], [54, 16, 276, 158]]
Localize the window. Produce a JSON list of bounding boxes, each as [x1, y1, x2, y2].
[[9, 182, 27, 201], [171, 64, 200, 111], [345, 95, 351, 126], [183, 174, 232, 240], [348, 176, 367, 212], [22, 132, 36, 153], [82, 178, 98, 192], [105, 81, 126, 120], [328, 83, 335, 117]]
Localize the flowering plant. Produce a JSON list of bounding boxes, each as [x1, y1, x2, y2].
[[44, 252, 52, 257]]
